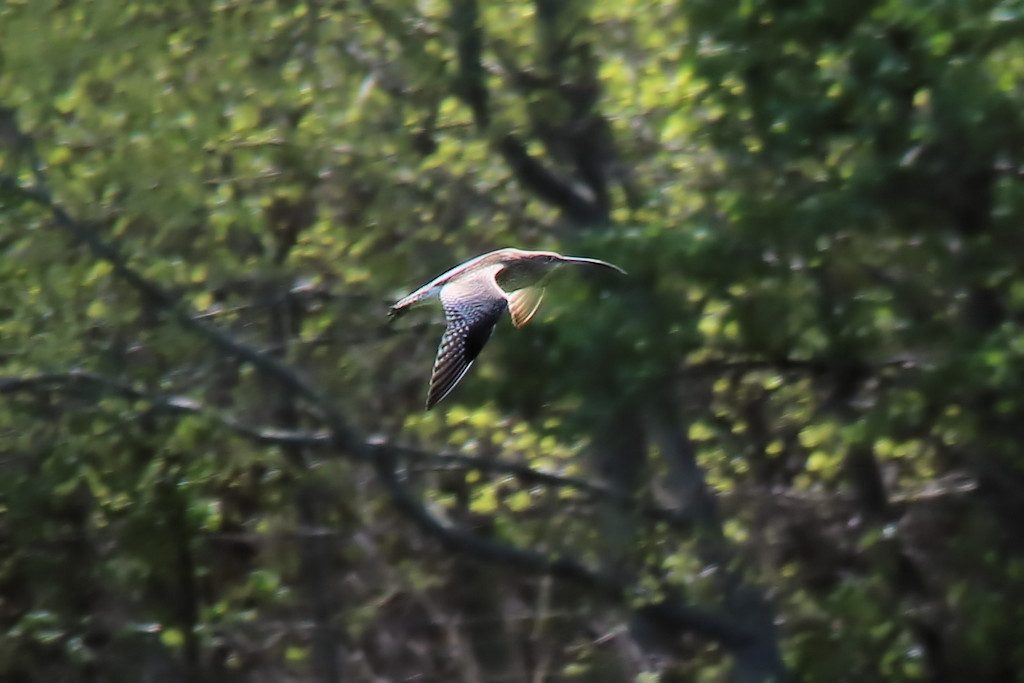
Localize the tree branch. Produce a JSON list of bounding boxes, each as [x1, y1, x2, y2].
[[2, 368, 746, 646], [0, 176, 366, 459], [493, 135, 607, 223], [356, 0, 607, 223], [371, 446, 753, 648], [436, 0, 609, 222], [0, 370, 334, 447], [0, 370, 692, 530], [381, 442, 694, 531]]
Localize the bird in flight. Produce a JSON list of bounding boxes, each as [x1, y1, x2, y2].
[[389, 248, 626, 409]]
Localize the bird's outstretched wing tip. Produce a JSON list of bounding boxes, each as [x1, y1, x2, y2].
[[424, 383, 447, 410], [425, 351, 476, 411]]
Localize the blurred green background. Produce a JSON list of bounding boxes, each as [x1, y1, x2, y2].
[[1, 0, 1023, 681]]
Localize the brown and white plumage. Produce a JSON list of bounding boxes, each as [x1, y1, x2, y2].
[[428, 267, 508, 409], [389, 248, 625, 409]]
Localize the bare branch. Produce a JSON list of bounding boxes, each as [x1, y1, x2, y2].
[[371, 446, 753, 647], [379, 442, 694, 531], [447, 0, 605, 223], [360, 0, 606, 223], [1, 369, 751, 646], [677, 355, 922, 382], [0, 370, 693, 530], [493, 134, 607, 223], [0, 176, 367, 458], [0, 370, 334, 447]]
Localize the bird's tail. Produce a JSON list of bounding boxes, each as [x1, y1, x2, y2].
[[388, 285, 437, 319]]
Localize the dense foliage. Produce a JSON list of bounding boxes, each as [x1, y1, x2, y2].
[[2, 0, 1023, 681]]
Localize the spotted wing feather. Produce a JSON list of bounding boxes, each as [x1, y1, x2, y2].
[[426, 270, 508, 409]]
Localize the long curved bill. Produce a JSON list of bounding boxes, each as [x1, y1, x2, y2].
[[559, 256, 627, 275]]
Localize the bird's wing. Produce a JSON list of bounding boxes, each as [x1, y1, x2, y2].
[[427, 268, 508, 409], [507, 287, 545, 329]]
